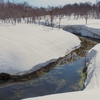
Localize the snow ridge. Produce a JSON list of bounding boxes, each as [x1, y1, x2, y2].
[[85, 44, 100, 90], [63, 25, 100, 39]]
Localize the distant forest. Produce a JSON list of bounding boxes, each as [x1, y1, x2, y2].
[[0, 0, 100, 27]]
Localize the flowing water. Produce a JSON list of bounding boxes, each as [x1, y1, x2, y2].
[[0, 37, 98, 100]]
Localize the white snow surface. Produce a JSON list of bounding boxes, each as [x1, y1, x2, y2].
[[23, 19, 100, 100], [55, 19, 100, 39], [0, 23, 80, 74], [85, 44, 100, 90]]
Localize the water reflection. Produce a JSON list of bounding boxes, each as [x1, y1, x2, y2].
[[0, 57, 85, 100], [0, 37, 97, 100]]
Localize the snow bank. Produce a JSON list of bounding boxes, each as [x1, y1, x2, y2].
[[85, 44, 100, 90], [63, 25, 100, 39], [55, 19, 100, 39], [0, 24, 80, 74]]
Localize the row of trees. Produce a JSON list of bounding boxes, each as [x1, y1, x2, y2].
[[0, 0, 100, 28]]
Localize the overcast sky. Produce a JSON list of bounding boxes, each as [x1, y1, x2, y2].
[[5, 0, 98, 7]]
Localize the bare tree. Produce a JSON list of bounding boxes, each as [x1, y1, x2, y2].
[[0, 1, 99, 26], [46, 6, 55, 29]]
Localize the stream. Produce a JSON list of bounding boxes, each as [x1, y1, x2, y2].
[[0, 35, 99, 100]]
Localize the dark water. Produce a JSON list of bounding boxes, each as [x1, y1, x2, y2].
[[0, 57, 85, 100], [0, 37, 98, 100]]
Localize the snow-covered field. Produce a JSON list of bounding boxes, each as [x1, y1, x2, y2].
[[23, 19, 100, 100], [0, 23, 80, 74]]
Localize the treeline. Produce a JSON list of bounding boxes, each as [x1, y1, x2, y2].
[[0, 1, 100, 27]]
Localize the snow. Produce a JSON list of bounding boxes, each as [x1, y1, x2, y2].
[[63, 25, 100, 39], [55, 19, 100, 39], [55, 18, 100, 27], [23, 89, 100, 100], [85, 44, 100, 90], [23, 19, 100, 100], [0, 23, 80, 74]]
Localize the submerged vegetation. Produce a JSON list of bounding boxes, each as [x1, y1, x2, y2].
[[0, 36, 98, 100]]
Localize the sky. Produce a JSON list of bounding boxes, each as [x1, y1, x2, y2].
[[5, 0, 98, 7]]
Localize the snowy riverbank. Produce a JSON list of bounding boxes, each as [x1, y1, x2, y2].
[[55, 19, 100, 39], [0, 23, 80, 74]]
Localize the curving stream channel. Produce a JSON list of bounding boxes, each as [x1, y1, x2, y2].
[[0, 33, 99, 100]]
